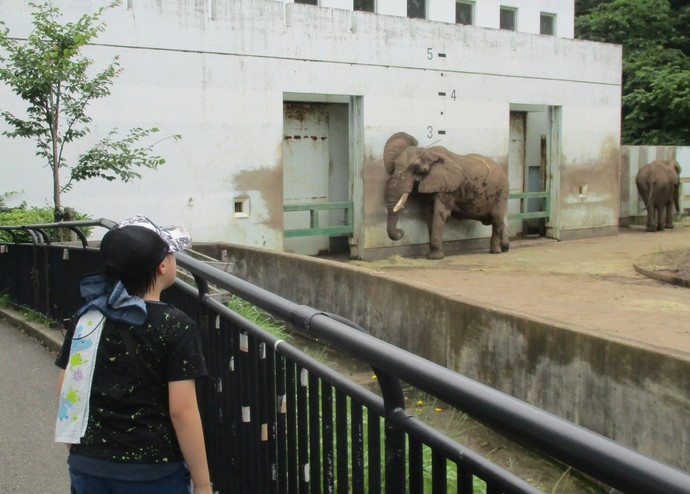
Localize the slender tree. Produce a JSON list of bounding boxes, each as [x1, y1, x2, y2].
[[0, 2, 179, 220]]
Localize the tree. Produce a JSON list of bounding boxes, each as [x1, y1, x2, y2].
[[576, 0, 690, 144], [0, 2, 179, 220]]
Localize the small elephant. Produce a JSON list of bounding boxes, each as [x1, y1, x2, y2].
[[635, 159, 681, 232], [383, 132, 509, 259]]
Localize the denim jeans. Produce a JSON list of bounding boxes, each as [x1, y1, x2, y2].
[[69, 466, 190, 494]]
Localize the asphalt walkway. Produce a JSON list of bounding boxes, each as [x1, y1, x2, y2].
[[0, 316, 68, 493]]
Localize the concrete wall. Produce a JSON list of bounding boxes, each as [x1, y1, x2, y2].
[[620, 146, 690, 224], [193, 242, 690, 472], [1, 0, 620, 259]]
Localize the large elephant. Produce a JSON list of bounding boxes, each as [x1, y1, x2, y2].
[[383, 132, 510, 259], [635, 159, 681, 231]]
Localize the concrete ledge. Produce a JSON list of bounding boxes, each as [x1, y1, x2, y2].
[[634, 263, 690, 288], [0, 307, 64, 353]]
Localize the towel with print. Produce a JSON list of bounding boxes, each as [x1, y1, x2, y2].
[[55, 309, 105, 444]]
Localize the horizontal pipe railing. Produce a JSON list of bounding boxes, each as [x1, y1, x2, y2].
[[175, 251, 690, 494], [283, 201, 354, 237], [508, 191, 550, 220]]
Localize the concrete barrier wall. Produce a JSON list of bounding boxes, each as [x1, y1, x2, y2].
[[194, 242, 690, 472]]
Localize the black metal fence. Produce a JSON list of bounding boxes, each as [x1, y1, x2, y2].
[[1, 219, 689, 494]]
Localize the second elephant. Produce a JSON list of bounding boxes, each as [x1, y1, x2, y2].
[[383, 132, 510, 259], [636, 159, 681, 232]]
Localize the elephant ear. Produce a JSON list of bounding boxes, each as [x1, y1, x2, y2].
[[418, 150, 464, 193], [383, 132, 418, 176], [671, 159, 681, 177]]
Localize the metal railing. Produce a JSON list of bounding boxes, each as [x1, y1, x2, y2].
[[508, 192, 550, 221], [1, 219, 689, 494], [283, 202, 354, 237]]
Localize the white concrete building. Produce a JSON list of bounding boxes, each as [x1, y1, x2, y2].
[[0, 0, 621, 259]]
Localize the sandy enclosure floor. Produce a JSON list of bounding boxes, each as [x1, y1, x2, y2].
[[349, 222, 690, 359]]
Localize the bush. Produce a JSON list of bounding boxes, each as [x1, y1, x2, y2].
[[0, 205, 92, 242]]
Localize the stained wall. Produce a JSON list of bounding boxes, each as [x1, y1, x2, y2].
[[0, 0, 621, 258]]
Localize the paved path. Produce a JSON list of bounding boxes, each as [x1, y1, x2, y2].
[[0, 318, 68, 493]]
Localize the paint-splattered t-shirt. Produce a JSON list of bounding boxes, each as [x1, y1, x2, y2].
[[56, 301, 207, 465]]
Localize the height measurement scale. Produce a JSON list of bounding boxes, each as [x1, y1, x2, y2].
[[425, 48, 455, 141]]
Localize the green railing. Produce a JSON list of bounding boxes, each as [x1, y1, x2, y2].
[[508, 192, 550, 220], [283, 201, 354, 238]]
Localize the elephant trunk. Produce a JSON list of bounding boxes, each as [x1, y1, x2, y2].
[[387, 208, 404, 241], [385, 181, 410, 241]]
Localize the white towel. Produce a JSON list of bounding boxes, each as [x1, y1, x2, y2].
[[55, 309, 106, 444]]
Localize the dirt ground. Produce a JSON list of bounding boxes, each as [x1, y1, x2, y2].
[[349, 220, 690, 359]]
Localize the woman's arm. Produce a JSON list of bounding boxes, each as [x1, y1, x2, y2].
[[56, 369, 65, 405], [169, 379, 212, 494]]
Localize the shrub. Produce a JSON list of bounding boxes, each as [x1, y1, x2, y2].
[[0, 205, 92, 242]]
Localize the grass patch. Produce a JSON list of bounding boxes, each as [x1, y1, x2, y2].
[[0, 292, 58, 327], [225, 295, 293, 341]]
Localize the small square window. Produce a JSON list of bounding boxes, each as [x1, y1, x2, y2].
[[540, 13, 555, 35], [354, 0, 374, 12], [234, 197, 250, 218], [500, 7, 516, 31], [408, 0, 425, 19], [456, 1, 473, 25]]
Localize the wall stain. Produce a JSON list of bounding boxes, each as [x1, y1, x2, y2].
[[232, 163, 283, 230]]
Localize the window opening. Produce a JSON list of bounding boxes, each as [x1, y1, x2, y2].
[[407, 0, 425, 19], [234, 197, 250, 218], [295, 0, 317, 4], [456, 1, 474, 25], [500, 7, 517, 31], [354, 0, 374, 12], [540, 13, 555, 35]]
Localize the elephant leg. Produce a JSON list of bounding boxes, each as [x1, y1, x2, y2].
[[645, 205, 656, 232], [665, 201, 675, 229], [489, 222, 502, 254], [500, 222, 510, 252], [489, 217, 504, 254], [428, 198, 450, 260], [656, 205, 664, 231]]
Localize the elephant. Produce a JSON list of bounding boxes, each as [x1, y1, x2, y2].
[[635, 159, 681, 232], [383, 132, 510, 259]]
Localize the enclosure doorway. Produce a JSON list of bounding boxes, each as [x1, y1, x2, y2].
[[507, 105, 555, 239], [282, 99, 354, 257]]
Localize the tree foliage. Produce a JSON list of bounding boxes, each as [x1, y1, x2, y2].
[[576, 0, 690, 144], [0, 2, 179, 218]]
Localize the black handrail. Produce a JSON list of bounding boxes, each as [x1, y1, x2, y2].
[[1, 219, 689, 494], [174, 251, 690, 494]]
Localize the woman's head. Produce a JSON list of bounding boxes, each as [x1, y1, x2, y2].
[[100, 215, 191, 296]]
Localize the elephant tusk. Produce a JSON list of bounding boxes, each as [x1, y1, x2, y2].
[[393, 193, 410, 213]]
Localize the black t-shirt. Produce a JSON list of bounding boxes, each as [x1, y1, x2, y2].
[[56, 301, 207, 464]]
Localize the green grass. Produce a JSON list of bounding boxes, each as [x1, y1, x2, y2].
[[225, 295, 293, 341], [0, 292, 57, 327]]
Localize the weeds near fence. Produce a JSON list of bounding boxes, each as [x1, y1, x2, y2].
[[225, 295, 293, 341]]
